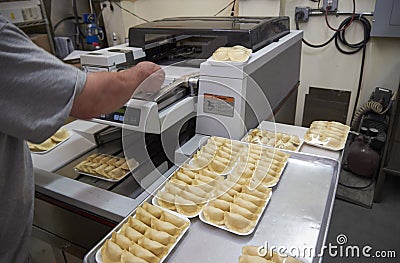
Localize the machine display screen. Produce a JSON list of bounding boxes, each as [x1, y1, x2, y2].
[[98, 106, 127, 124]]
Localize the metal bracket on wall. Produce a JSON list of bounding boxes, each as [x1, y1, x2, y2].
[[321, 0, 339, 12]]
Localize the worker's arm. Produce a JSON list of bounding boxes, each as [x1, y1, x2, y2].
[[70, 61, 164, 119]]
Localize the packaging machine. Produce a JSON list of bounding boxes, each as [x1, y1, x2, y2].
[[32, 17, 302, 261]]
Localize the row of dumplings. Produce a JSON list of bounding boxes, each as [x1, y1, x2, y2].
[[233, 145, 290, 188], [212, 45, 252, 62], [101, 203, 189, 263], [75, 153, 130, 180], [156, 164, 220, 217], [243, 129, 301, 151], [188, 136, 245, 174], [240, 246, 303, 263], [202, 180, 272, 234], [304, 121, 350, 149], [28, 128, 70, 152]]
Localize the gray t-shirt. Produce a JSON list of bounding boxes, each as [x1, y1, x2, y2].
[[0, 16, 86, 262]]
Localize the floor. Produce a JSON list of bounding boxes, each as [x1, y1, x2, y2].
[[324, 174, 400, 263], [30, 174, 400, 263]]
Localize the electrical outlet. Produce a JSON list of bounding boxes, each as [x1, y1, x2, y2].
[[295, 7, 311, 22], [321, 0, 338, 12]]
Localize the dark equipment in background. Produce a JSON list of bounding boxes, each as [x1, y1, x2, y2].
[[345, 87, 395, 179]]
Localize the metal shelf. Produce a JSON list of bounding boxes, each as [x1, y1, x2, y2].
[[15, 19, 47, 28]]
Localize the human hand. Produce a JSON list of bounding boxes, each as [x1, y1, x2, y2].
[[132, 61, 165, 94]]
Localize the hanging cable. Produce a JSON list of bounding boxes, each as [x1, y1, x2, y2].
[[113, 2, 149, 22], [214, 0, 235, 16], [230, 0, 237, 16]]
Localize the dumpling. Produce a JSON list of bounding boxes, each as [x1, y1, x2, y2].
[[233, 197, 260, 214], [224, 212, 254, 233], [35, 138, 56, 151], [94, 164, 110, 176], [120, 250, 148, 263], [160, 211, 189, 229], [208, 199, 230, 212], [242, 245, 265, 257], [151, 218, 181, 236], [180, 190, 208, 205], [192, 180, 214, 192], [200, 169, 220, 180], [101, 239, 123, 263], [142, 202, 163, 219], [214, 192, 234, 203], [137, 236, 168, 258], [106, 157, 119, 166], [52, 128, 70, 142], [114, 158, 126, 167], [111, 231, 132, 250], [209, 157, 230, 173], [144, 228, 175, 247], [128, 217, 150, 234], [99, 156, 112, 164], [175, 195, 202, 217], [174, 171, 193, 184], [119, 161, 130, 171], [86, 153, 99, 161], [239, 255, 269, 263], [185, 185, 208, 199], [156, 191, 176, 210], [128, 243, 159, 263], [180, 169, 197, 179], [164, 182, 183, 195], [120, 224, 142, 243], [136, 207, 157, 226], [230, 203, 258, 221], [236, 193, 265, 206], [109, 167, 125, 179], [242, 185, 270, 200], [202, 206, 225, 225]]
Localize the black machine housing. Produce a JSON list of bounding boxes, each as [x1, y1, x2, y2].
[[128, 16, 290, 62]]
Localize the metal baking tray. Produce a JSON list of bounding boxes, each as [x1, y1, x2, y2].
[[84, 150, 339, 263]]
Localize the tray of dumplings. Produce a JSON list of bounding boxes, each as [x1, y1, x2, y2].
[[239, 245, 305, 263], [97, 202, 190, 263], [304, 121, 350, 151], [28, 128, 71, 154], [242, 128, 303, 152], [152, 136, 248, 218], [208, 45, 253, 66], [74, 153, 138, 182], [153, 137, 289, 231]]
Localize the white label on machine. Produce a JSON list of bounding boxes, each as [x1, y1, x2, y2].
[[203, 93, 235, 117]]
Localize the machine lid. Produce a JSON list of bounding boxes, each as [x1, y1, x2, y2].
[[132, 16, 282, 31]]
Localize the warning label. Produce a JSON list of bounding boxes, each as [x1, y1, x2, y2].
[[203, 93, 235, 117]]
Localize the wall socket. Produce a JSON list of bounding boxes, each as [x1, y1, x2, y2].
[[321, 0, 338, 12]]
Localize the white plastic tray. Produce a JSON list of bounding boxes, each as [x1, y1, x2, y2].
[[206, 55, 251, 66], [242, 128, 304, 152], [74, 155, 138, 182], [151, 192, 208, 219], [199, 191, 272, 236], [29, 134, 71, 154], [95, 207, 190, 263]]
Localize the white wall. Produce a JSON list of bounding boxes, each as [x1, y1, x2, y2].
[[102, 0, 400, 125]]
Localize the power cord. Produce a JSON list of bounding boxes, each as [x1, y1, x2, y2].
[[113, 2, 149, 22], [214, 0, 235, 16], [295, 10, 371, 128]]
